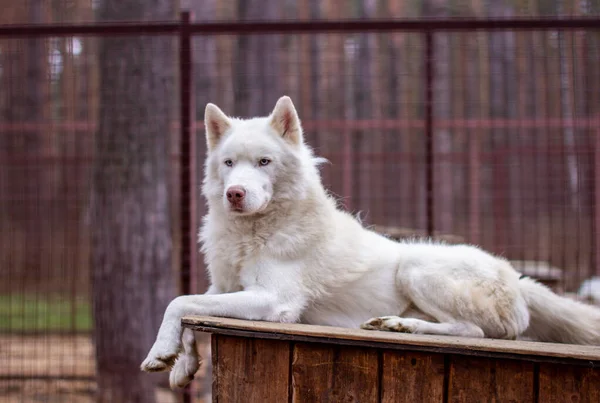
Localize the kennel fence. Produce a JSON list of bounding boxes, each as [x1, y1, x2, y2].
[[1, 12, 600, 402]]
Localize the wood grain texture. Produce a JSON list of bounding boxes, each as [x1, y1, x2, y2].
[[183, 316, 600, 362], [380, 350, 445, 403], [448, 356, 535, 403], [539, 363, 600, 402], [211, 334, 219, 400], [213, 335, 291, 403], [292, 342, 379, 402], [291, 343, 335, 402]]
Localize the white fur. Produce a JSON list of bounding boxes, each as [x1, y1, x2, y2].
[[141, 96, 600, 388]]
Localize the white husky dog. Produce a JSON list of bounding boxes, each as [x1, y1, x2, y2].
[[141, 96, 600, 388]]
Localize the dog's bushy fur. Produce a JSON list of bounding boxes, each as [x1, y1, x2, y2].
[[141, 96, 600, 389]]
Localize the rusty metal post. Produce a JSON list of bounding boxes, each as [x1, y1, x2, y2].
[[179, 10, 196, 403], [425, 31, 434, 238], [595, 125, 600, 276], [179, 10, 195, 297]]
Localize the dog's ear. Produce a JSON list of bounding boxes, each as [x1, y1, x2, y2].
[[205, 103, 231, 150], [269, 96, 303, 146]]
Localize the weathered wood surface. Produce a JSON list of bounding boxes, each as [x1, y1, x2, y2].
[[381, 351, 445, 403], [292, 343, 379, 402], [183, 315, 600, 362], [188, 316, 600, 403], [212, 335, 290, 402], [538, 363, 600, 402], [448, 356, 535, 402]]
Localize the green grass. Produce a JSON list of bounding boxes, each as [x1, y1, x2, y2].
[[0, 294, 92, 332]]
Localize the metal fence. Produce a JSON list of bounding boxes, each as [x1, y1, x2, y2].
[[1, 13, 600, 403]]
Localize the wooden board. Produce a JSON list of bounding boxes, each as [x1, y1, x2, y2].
[[448, 356, 535, 402], [201, 319, 600, 403], [212, 334, 291, 403], [291, 343, 379, 402], [291, 343, 335, 402], [380, 350, 445, 403], [538, 363, 600, 402], [184, 316, 600, 363]]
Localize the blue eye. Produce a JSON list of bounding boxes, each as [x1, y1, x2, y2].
[[259, 158, 271, 166], [224, 159, 233, 167]]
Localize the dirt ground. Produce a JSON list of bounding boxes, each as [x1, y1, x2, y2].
[[0, 334, 210, 403]]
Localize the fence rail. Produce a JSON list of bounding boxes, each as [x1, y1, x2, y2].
[[2, 17, 600, 37]]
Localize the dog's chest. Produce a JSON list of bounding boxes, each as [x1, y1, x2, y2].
[[229, 237, 263, 268], [215, 231, 268, 291]]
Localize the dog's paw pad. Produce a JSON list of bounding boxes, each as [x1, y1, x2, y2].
[[140, 354, 177, 373], [360, 317, 385, 330], [169, 369, 195, 389], [169, 355, 202, 389], [361, 316, 418, 333], [390, 323, 414, 333]]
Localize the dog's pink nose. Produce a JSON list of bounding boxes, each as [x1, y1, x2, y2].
[[226, 186, 246, 203]]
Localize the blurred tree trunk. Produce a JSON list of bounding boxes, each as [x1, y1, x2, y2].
[[0, 0, 48, 288], [91, 0, 176, 402]]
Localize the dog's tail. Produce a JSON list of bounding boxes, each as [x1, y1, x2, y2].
[[519, 277, 600, 345]]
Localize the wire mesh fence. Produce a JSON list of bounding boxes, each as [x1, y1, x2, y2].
[[1, 11, 600, 403]]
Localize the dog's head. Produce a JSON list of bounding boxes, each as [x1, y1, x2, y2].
[[203, 96, 319, 216]]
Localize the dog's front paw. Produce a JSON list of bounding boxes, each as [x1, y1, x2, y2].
[[169, 353, 202, 389], [361, 316, 418, 333], [140, 342, 180, 373], [360, 316, 395, 331], [361, 317, 384, 330], [140, 353, 177, 372]]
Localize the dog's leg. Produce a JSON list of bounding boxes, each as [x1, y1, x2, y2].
[[141, 290, 298, 373], [167, 285, 221, 388], [361, 316, 484, 338], [169, 328, 201, 388]]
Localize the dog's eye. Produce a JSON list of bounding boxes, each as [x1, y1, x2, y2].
[[224, 159, 233, 167], [259, 158, 271, 166]]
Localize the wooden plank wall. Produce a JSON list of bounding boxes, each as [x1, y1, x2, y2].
[[211, 334, 600, 403]]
